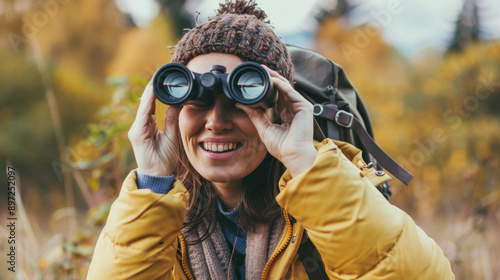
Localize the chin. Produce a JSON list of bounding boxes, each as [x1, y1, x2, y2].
[[198, 168, 248, 184]]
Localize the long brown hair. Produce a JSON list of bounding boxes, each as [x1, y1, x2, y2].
[[175, 108, 285, 244]]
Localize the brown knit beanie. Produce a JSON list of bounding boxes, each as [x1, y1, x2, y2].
[[171, 0, 294, 83]]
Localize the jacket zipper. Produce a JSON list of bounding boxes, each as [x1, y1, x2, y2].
[[260, 209, 293, 280], [178, 233, 194, 280], [179, 211, 292, 280]]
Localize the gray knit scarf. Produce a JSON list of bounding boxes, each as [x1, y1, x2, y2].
[[181, 214, 285, 280]]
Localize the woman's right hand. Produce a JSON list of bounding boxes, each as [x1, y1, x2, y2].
[[128, 82, 182, 176]]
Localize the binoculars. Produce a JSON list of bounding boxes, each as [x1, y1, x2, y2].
[[152, 62, 277, 108]]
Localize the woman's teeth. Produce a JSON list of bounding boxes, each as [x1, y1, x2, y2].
[[203, 142, 239, 152]]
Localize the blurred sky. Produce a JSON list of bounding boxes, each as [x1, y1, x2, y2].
[[116, 0, 500, 57]]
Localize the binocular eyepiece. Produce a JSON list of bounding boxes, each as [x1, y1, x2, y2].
[[152, 62, 277, 108]]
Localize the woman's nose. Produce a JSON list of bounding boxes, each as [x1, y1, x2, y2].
[[205, 97, 233, 133]]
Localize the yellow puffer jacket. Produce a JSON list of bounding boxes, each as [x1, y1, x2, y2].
[[87, 139, 454, 279]]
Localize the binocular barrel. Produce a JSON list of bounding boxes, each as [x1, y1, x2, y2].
[[152, 62, 277, 108]]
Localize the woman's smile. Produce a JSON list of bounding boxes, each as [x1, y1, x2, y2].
[[200, 139, 242, 153], [199, 137, 243, 159]]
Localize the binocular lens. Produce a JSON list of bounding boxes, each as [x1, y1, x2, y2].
[[163, 72, 189, 99], [230, 62, 275, 106], [237, 72, 265, 100], [153, 63, 194, 105]]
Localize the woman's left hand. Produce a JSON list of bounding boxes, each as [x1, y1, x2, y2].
[[236, 65, 317, 177]]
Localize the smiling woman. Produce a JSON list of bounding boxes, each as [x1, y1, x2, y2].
[[87, 1, 454, 279]]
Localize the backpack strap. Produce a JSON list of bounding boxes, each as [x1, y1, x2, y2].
[[312, 103, 414, 186], [298, 230, 329, 280]]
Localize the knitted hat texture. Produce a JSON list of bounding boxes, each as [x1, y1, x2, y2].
[[172, 0, 294, 82]]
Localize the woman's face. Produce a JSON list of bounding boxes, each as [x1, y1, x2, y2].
[[179, 53, 272, 186]]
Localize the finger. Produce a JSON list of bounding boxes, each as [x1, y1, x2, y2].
[[149, 114, 158, 134], [163, 105, 182, 135], [235, 104, 273, 138], [268, 77, 302, 122], [261, 64, 290, 84], [276, 88, 293, 124], [276, 90, 288, 121], [134, 82, 156, 127], [261, 64, 310, 106], [273, 78, 309, 104]]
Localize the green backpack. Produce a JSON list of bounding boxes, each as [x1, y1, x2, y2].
[[288, 44, 413, 193], [288, 44, 413, 279]]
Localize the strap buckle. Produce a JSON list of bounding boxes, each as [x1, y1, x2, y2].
[[313, 104, 323, 116], [335, 110, 353, 128]]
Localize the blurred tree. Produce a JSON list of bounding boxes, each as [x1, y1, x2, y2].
[[448, 0, 480, 52], [106, 11, 178, 79], [1, 0, 127, 78], [156, 0, 191, 39], [0, 52, 109, 206], [314, 0, 352, 23]]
